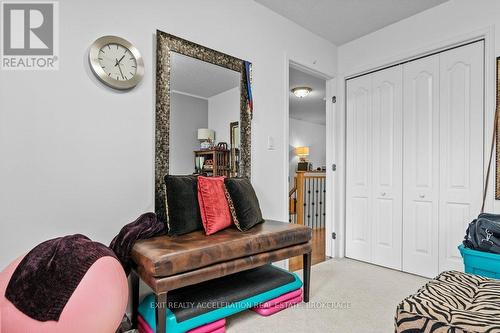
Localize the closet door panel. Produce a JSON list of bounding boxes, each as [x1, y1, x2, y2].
[[346, 75, 372, 262], [371, 66, 403, 270], [403, 55, 440, 278], [439, 41, 484, 272]]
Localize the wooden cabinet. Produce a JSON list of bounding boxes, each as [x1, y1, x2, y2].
[[194, 149, 230, 177]]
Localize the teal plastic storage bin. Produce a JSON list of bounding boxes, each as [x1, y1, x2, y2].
[[459, 244, 500, 279]]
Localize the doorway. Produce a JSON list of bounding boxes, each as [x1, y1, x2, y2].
[[287, 65, 330, 271]]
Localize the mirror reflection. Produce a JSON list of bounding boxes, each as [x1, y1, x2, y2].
[[169, 52, 241, 177]]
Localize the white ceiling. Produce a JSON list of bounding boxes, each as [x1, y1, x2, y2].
[[255, 0, 448, 45], [289, 67, 325, 125], [171, 52, 240, 99]]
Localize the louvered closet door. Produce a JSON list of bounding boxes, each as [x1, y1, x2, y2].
[[346, 75, 372, 262], [371, 66, 403, 270], [402, 55, 440, 278], [439, 41, 484, 272]]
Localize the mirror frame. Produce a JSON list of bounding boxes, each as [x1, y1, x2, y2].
[[155, 30, 252, 221]]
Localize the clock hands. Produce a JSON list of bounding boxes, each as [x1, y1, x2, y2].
[[114, 55, 125, 66], [114, 57, 126, 80], [117, 62, 125, 80]]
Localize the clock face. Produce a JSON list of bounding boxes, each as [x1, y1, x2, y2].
[[98, 43, 137, 81], [89, 36, 144, 90]]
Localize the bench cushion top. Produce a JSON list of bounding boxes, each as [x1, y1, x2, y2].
[[131, 220, 311, 277]]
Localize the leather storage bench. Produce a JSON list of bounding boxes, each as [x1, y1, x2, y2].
[[132, 220, 311, 277], [137, 265, 302, 333], [395, 271, 500, 332], [131, 220, 312, 333]]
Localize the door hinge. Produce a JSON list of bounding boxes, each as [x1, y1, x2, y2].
[[332, 164, 336, 171], [332, 96, 337, 103], [331, 232, 336, 240]]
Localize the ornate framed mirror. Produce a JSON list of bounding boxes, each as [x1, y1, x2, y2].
[[155, 30, 252, 221]]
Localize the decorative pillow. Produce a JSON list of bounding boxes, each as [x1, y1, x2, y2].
[[197, 176, 233, 235], [224, 178, 264, 231], [164, 175, 203, 235]]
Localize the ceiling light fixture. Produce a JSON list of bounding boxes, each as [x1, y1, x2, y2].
[[291, 86, 312, 98]]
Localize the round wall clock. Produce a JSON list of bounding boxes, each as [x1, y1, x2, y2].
[[89, 35, 144, 90]]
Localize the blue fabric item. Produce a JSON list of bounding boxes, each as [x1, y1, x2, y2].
[[138, 266, 302, 333], [244, 61, 253, 114]]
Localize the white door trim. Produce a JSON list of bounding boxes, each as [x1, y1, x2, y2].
[[335, 26, 495, 259], [325, 77, 336, 258], [283, 53, 335, 263]]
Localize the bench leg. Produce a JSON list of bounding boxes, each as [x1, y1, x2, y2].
[[130, 272, 139, 328], [303, 251, 311, 303], [156, 292, 168, 333]]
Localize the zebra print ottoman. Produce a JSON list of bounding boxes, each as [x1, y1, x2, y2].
[[395, 271, 500, 333]]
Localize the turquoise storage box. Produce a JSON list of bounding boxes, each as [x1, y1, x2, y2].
[[459, 244, 500, 279], [138, 265, 302, 333]]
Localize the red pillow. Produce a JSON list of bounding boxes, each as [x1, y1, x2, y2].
[[197, 176, 233, 235]]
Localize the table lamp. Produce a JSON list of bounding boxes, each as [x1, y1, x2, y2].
[[197, 128, 215, 149], [295, 146, 310, 171]]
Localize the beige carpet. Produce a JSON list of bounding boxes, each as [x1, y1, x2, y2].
[[226, 258, 428, 333]]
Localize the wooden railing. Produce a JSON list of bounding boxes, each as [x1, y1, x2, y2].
[[289, 171, 326, 229], [289, 186, 297, 224], [289, 171, 327, 271]]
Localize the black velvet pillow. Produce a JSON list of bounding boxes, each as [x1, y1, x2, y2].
[[164, 175, 203, 235], [224, 178, 264, 231]]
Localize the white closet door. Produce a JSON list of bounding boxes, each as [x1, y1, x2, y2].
[[346, 75, 372, 262], [403, 55, 440, 278], [439, 42, 484, 272], [371, 66, 403, 270]]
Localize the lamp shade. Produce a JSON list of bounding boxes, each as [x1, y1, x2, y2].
[[294, 146, 309, 157], [197, 128, 215, 141]]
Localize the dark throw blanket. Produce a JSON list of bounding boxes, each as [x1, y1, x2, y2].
[[4, 212, 165, 322], [5, 234, 116, 322], [110, 212, 165, 275]]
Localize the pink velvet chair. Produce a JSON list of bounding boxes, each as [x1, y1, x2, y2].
[[0, 255, 128, 333]]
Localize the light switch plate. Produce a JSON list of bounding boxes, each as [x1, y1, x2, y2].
[[267, 136, 276, 150]]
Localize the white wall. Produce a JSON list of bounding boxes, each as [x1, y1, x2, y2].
[[338, 0, 500, 73], [170, 93, 208, 174], [289, 118, 326, 188], [0, 0, 337, 267], [335, 0, 500, 257], [208, 87, 240, 145]]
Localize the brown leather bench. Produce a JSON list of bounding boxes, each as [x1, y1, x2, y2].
[[130, 220, 312, 333]]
